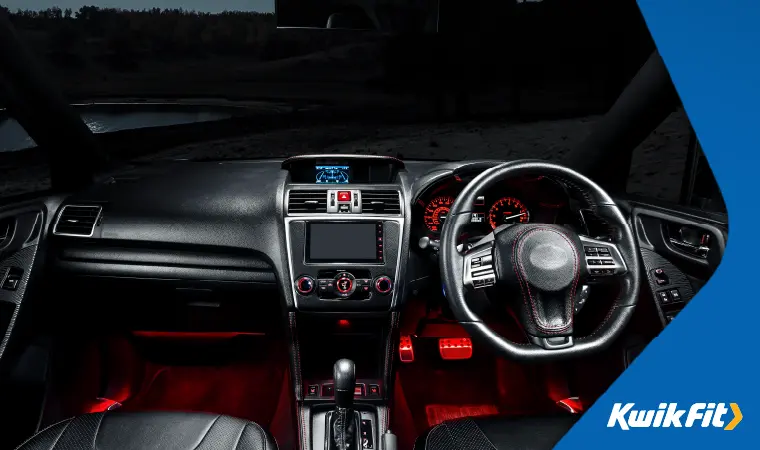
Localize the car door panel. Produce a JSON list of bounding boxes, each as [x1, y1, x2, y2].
[[0, 200, 55, 366], [631, 202, 727, 327]]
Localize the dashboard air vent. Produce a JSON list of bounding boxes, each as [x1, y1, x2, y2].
[[53, 205, 102, 237], [288, 190, 327, 214], [0, 218, 14, 247], [361, 190, 401, 215]]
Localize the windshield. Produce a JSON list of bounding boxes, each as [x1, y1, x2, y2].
[[0, 0, 692, 203]]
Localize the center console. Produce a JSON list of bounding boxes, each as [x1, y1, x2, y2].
[[281, 156, 404, 449], [283, 156, 406, 312]]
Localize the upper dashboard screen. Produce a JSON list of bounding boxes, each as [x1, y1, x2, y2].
[[283, 156, 404, 184], [315, 165, 350, 184]]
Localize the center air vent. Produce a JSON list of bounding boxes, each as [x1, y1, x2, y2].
[[361, 190, 401, 215], [288, 190, 327, 214], [53, 205, 102, 237]]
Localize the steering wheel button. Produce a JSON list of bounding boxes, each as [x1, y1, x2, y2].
[[601, 260, 614, 265]]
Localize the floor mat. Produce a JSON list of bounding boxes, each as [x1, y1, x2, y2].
[[425, 404, 499, 427], [119, 362, 285, 426], [395, 353, 501, 436]]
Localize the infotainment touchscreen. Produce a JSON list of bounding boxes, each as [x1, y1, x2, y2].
[[307, 222, 381, 263]]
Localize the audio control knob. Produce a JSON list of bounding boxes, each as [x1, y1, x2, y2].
[[374, 276, 393, 295], [295, 276, 315, 295]]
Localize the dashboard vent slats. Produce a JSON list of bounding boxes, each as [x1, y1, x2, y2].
[[361, 190, 402, 215], [288, 190, 327, 213], [53, 205, 102, 237]]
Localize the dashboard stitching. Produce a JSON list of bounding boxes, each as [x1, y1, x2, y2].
[[512, 227, 578, 333], [288, 312, 306, 450], [383, 312, 399, 433]]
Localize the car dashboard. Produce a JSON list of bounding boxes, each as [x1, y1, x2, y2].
[[0, 155, 615, 364], [11, 156, 609, 316]]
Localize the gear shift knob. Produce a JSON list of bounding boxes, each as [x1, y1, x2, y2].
[[333, 358, 355, 410]]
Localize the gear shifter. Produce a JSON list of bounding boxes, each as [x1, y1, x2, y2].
[[329, 359, 360, 450], [334, 359, 355, 410]]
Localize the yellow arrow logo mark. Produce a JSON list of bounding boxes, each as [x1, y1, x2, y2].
[[724, 403, 742, 430]]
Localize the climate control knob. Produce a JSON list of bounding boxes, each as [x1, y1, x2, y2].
[[374, 276, 393, 295], [334, 272, 356, 298], [295, 276, 315, 295]]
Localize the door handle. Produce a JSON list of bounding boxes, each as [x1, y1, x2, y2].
[[668, 238, 709, 258], [668, 225, 711, 258]]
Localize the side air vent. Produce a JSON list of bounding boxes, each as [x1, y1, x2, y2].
[[53, 205, 102, 237], [0, 218, 14, 248], [288, 190, 327, 214], [361, 190, 402, 215]]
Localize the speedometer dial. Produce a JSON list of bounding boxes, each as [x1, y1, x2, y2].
[[423, 195, 454, 233], [488, 197, 530, 229]]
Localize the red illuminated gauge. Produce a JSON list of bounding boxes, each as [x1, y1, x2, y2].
[[423, 195, 455, 233], [488, 197, 530, 229]]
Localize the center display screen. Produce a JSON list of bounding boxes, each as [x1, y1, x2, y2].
[[315, 165, 350, 184], [307, 222, 381, 263]]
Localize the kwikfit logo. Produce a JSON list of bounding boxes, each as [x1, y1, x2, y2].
[[607, 403, 742, 430]]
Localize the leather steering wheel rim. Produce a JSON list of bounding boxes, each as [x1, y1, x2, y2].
[[440, 160, 641, 361]]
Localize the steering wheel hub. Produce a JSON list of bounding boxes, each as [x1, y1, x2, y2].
[[500, 227, 579, 292]]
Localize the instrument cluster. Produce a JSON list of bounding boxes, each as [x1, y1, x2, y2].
[[414, 174, 572, 238]]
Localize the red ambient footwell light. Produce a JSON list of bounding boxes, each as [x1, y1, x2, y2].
[[438, 338, 473, 360], [399, 336, 414, 363]]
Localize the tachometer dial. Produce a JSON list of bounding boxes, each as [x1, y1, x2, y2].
[[488, 197, 530, 229], [423, 195, 455, 233]]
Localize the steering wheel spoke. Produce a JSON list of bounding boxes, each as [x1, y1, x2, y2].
[[579, 235, 628, 277], [529, 335, 574, 350], [463, 241, 496, 290]]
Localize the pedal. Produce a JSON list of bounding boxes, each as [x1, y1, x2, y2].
[[438, 338, 472, 360], [399, 335, 414, 363], [556, 397, 584, 414]]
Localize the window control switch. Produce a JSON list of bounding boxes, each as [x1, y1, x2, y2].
[[1, 267, 23, 291]]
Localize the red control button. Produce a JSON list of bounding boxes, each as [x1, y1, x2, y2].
[[336, 277, 353, 294], [337, 191, 351, 202]]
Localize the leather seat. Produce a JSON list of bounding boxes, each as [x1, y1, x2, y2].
[[414, 415, 578, 450], [16, 411, 277, 450]]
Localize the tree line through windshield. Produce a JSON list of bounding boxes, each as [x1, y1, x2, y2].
[[0, 1, 688, 205]]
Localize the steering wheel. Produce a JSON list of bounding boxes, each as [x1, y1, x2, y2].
[[440, 160, 641, 361]]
